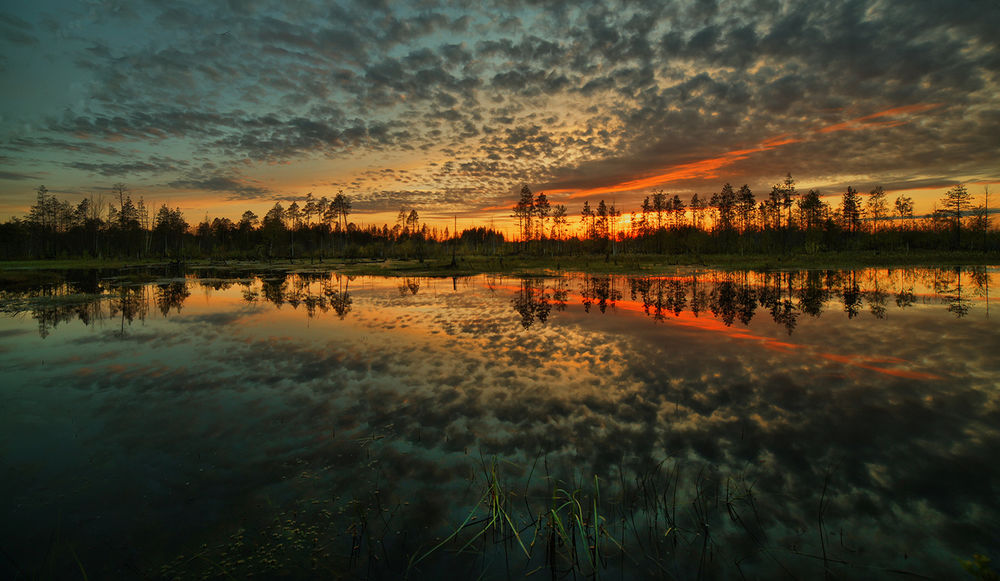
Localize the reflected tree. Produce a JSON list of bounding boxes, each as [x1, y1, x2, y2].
[[243, 287, 260, 305], [761, 272, 798, 334], [667, 279, 686, 317], [551, 279, 569, 312], [399, 278, 421, 296], [261, 276, 288, 307], [690, 276, 709, 318], [770, 298, 798, 334], [155, 281, 190, 316], [867, 272, 888, 319], [301, 293, 326, 318], [895, 288, 916, 308], [628, 276, 652, 314], [736, 275, 757, 326], [512, 280, 551, 329], [798, 270, 827, 317], [111, 284, 150, 335], [581, 275, 622, 314], [842, 272, 862, 319], [324, 275, 353, 320], [942, 267, 972, 318], [710, 278, 738, 326]]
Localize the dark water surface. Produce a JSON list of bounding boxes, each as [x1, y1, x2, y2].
[[1, 267, 997, 579]]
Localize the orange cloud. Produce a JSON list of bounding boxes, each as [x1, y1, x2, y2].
[[816, 103, 944, 134], [566, 135, 801, 199], [483, 102, 945, 213], [479, 203, 515, 212]]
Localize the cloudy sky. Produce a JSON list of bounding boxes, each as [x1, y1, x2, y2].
[[1, 0, 997, 226]]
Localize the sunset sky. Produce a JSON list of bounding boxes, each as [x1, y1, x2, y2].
[[1, 0, 997, 230]]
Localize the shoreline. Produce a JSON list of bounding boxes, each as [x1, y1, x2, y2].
[[0, 250, 997, 286]]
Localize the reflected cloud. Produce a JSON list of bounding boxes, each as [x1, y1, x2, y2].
[[0, 266, 997, 579]]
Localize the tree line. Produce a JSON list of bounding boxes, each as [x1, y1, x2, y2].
[[509, 176, 993, 256], [0, 176, 994, 261]]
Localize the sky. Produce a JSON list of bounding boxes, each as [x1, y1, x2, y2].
[[1, 0, 998, 229]]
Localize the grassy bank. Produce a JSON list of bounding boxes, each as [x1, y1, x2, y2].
[[0, 250, 996, 284], [328, 249, 999, 276]]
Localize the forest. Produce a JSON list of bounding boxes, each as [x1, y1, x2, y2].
[[0, 175, 995, 261]]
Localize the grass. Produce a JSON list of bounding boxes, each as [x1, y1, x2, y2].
[[1, 249, 996, 282]]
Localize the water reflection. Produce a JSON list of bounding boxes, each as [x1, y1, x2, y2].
[[0, 267, 995, 339], [0, 265, 997, 580], [581, 267, 994, 334], [511, 279, 551, 328], [155, 281, 189, 316], [398, 277, 421, 296]]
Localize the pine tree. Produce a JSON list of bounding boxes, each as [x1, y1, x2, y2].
[[941, 184, 972, 247]]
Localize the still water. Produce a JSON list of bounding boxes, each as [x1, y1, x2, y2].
[[1, 267, 997, 579]]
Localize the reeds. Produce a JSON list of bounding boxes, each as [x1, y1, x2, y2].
[[150, 453, 957, 580]]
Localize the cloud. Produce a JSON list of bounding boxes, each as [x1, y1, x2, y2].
[[66, 156, 185, 177], [167, 172, 273, 200], [0, 0, 996, 214], [0, 11, 37, 45], [0, 170, 41, 181], [6, 137, 120, 156]]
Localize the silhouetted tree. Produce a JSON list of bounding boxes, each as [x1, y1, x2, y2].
[[841, 186, 862, 234], [690, 193, 707, 230], [651, 191, 668, 231], [736, 185, 756, 232], [867, 186, 887, 238], [798, 189, 826, 230], [261, 202, 286, 258], [513, 185, 535, 244], [153, 204, 188, 257], [581, 200, 595, 240], [640, 196, 652, 236], [535, 192, 551, 241], [551, 205, 568, 242], [940, 184, 972, 247], [711, 183, 737, 231], [596, 200, 610, 240]]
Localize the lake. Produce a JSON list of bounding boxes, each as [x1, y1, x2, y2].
[[1, 266, 997, 579]]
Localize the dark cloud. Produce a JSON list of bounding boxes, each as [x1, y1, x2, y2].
[[66, 156, 185, 177], [354, 188, 487, 213], [168, 172, 273, 200], [6, 137, 120, 156], [0, 170, 41, 181], [0, 11, 37, 45]]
